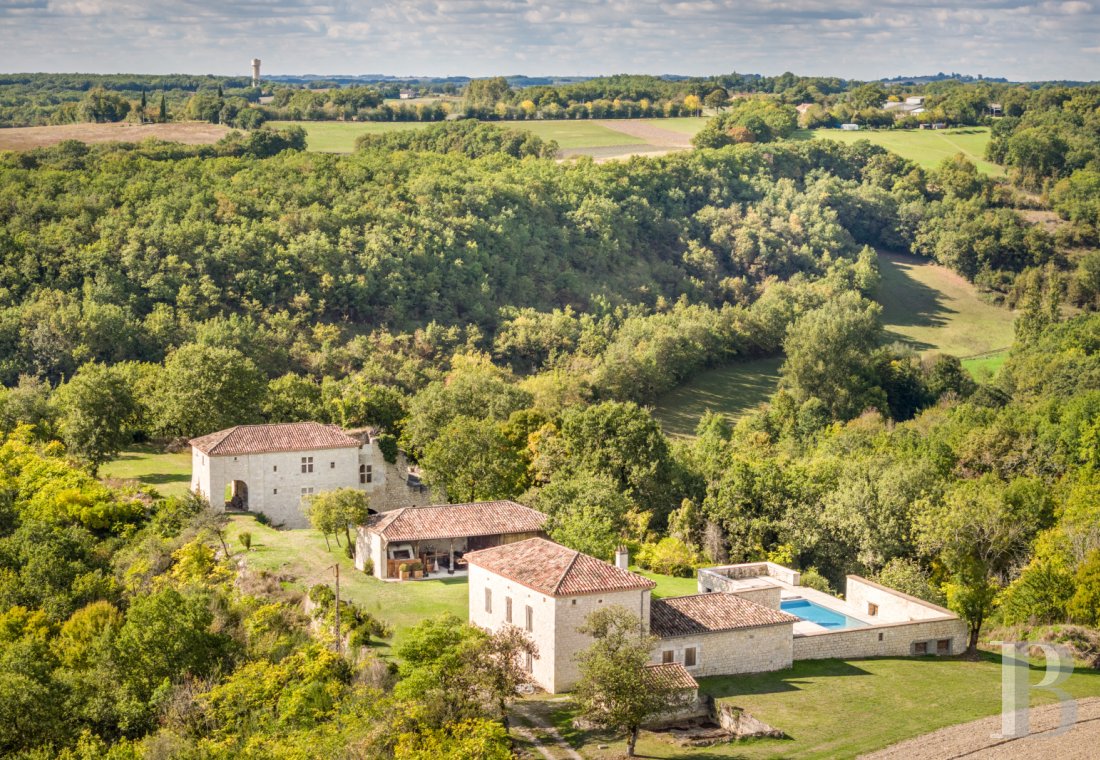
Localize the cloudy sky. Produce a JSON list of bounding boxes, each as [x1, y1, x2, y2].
[[0, 0, 1097, 81]]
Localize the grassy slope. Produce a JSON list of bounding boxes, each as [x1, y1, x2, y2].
[[876, 252, 1015, 358], [539, 653, 1100, 759], [100, 445, 192, 497], [222, 515, 468, 656], [652, 357, 784, 438], [653, 252, 1015, 438], [514, 120, 643, 148], [806, 126, 1002, 175]]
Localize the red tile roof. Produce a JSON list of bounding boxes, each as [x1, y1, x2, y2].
[[465, 537, 656, 597], [365, 501, 547, 542], [643, 662, 698, 691], [650, 593, 799, 638], [190, 422, 361, 456]]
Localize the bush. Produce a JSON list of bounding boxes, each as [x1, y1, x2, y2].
[[238, 531, 252, 552], [376, 433, 398, 464], [798, 567, 834, 594], [361, 556, 374, 576], [635, 538, 697, 577]]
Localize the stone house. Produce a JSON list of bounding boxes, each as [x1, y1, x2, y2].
[[465, 538, 798, 693], [354, 500, 547, 579], [466, 537, 657, 693], [189, 422, 386, 528]]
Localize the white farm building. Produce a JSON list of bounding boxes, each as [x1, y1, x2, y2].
[[189, 422, 387, 528]]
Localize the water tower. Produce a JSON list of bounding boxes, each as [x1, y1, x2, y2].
[[251, 58, 261, 87]]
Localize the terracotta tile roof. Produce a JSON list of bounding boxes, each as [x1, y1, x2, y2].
[[364, 501, 547, 542], [650, 593, 799, 638], [190, 422, 361, 456], [643, 662, 698, 691], [465, 537, 656, 597]]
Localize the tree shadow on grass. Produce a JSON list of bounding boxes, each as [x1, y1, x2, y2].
[[135, 472, 191, 486], [876, 252, 956, 351], [700, 658, 873, 699]]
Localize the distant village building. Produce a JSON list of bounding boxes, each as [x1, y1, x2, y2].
[[190, 422, 389, 528], [398, 89, 416, 99], [840, 123, 861, 131]]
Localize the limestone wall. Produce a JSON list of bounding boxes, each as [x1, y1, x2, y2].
[[844, 575, 955, 623], [792, 617, 968, 660], [654, 624, 793, 678], [552, 588, 651, 692], [468, 564, 560, 692], [731, 586, 781, 610]]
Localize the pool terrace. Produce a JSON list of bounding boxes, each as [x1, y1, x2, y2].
[[697, 562, 967, 659]]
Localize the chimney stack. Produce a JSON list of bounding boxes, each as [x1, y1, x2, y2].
[[614, 545, 629, 570]]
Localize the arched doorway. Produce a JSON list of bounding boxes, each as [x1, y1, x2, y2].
[[227, 480, 249, 512]]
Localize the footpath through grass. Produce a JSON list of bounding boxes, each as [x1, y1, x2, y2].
[[531, 652, 1100, 759]]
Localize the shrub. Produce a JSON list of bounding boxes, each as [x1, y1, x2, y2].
[[238, 531, 252, 552], [376, 433, 399, 464], [799, 567, 834, 594], [636, 538, 697, 577], [361, 556, 374, 576]]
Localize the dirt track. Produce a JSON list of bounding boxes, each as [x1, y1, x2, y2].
[[594, 119, 694, 148], [861, 697, 1100, 759], [0, 122, 233, 151]]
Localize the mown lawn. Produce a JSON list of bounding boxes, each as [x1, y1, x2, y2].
[[222, 515, 468, 656], [634, 569, 700, 599], [806, 126, 1003, 175], [532, 652, 1100, 759], [100, 445, 192, 497], [268, 120, 430, 152]]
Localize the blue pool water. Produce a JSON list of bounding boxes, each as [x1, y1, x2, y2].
[[781, 598, 866, 630]]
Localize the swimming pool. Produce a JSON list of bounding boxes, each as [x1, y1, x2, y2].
[[781, 598, 867, 630]]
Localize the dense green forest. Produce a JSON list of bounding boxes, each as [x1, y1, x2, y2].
[[0, 110, 1098, 756]]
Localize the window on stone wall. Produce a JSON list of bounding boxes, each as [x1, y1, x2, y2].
[[525, 652, 533, 673], [273, 465, 277, 472], [913, 641, 928, 655], [505, 597, 512, 623], [936, 639, 951, 654], [273, 488, 278, 495], [525, 605, 533, 632], [684, 647, 697, 667], [301, 456, 313, 473], [330, 461, 335, 469], [662, 650, 674, 664], [301, 487, 313, 497], [485, 588, 492, 614], [868, 602, 879, 616], [360, 464, 372, 484]]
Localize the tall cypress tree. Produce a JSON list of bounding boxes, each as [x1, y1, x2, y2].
[[158, 92, 167, 122]]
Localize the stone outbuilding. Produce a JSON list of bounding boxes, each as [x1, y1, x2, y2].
[[355, 501, 547, 580], [190, 422, 386, 528], [649, 593, 798, 678]]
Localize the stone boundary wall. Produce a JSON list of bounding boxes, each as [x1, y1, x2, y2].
[[845, 575, 956, 623], [793, 616, 968, 660]]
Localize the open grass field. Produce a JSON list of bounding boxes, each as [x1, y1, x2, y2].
[[267, 119, 430, 152], [876, 252, 1015, 358], [806, 126, 1002, 175], [0, 121, 233, 151], [653, 252, 1014, 437], [652, 357, 784, 438], [101, 445, 192, 498], [636, 116, 709, 135], [524, 652, 1100, 759]]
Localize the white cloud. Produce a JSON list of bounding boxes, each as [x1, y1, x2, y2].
[[0, 0, 1094, 80]]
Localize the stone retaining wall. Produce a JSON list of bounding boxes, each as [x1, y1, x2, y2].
[[793, 617, 968, 660]]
